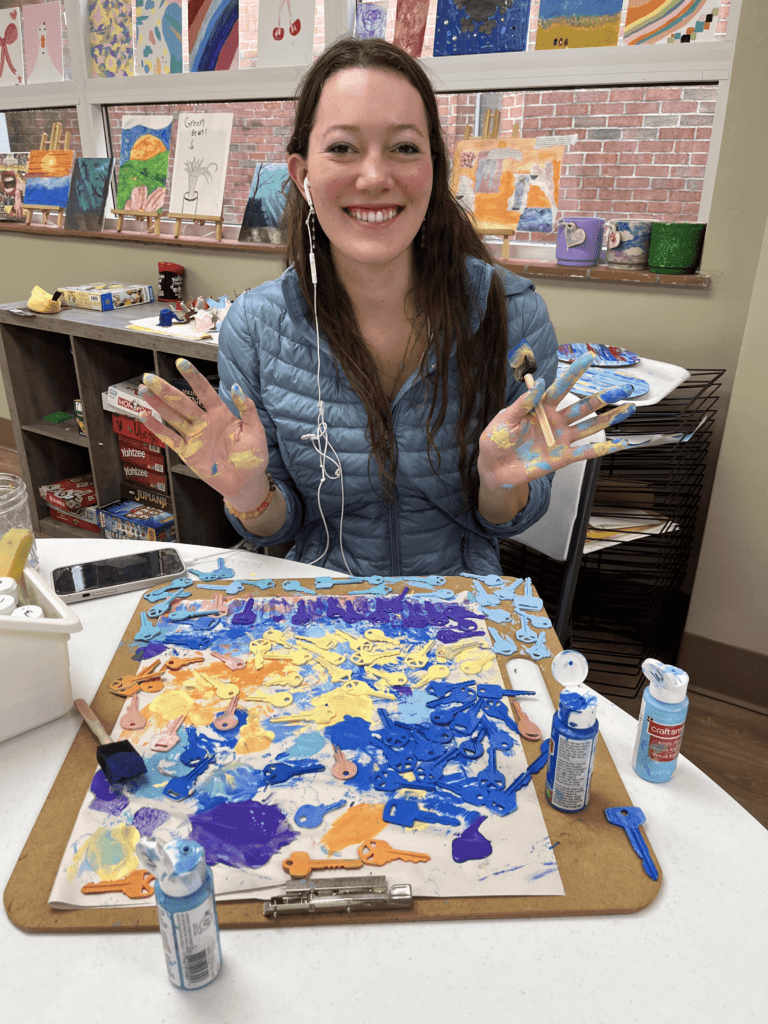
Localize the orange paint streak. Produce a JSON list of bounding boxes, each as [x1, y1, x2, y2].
[[322, 803, 386, 855]]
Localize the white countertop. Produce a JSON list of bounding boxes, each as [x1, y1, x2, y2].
[[2, 538, 766, 1023]]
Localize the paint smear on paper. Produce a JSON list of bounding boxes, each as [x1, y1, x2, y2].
[[322, 803, 386, 854], [67, 824, 140, 882], [189, 799, 297, 868]]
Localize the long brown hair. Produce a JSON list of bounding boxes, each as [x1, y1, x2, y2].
[[284, 37, 508, 502]]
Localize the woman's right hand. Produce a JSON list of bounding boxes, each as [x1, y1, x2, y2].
[[138, 358, 271, 511]]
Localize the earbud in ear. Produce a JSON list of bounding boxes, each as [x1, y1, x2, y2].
[[304, 177, 314, 210]]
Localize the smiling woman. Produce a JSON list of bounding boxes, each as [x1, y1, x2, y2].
[[138, 37, 634, 578]]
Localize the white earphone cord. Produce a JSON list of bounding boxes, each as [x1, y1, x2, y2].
[[299, 191, 353, 575]]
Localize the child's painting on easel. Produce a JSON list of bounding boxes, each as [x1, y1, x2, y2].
[[21, 2, 63, 84], [0, 152, 29, 221], [256, 0, 314, 67], [65, 157, 115, 231], [112, 114, 172, 233], [168, 112, 233, 239], [25, 147, 74, 208], [451, 128, 565, 253], [238, 162, 289, 242]]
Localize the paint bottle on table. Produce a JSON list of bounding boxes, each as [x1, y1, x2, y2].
[[632, 658, 689, 783], [546, 649, 598, 813], [136, 837, 222, 989]]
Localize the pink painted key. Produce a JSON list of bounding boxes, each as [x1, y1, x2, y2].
[[213, 693, 240, 731], [151, 716, 185, 752], [331, 744, 358, 780], [120, 694, 146, 731]]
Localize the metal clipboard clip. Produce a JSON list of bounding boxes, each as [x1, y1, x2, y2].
[[263, 875, 413, 918]]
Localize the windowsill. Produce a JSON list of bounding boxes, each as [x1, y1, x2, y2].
[[0, 221, 711, 288]]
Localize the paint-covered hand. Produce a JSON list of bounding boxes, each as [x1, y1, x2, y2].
[[138, 358, 270, 509], [477, 353, 636, 491]]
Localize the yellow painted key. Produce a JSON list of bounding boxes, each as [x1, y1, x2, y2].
[[413, 664, 451, 688], [242, 689, 293, 708]]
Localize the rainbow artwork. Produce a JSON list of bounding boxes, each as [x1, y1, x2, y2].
[[623, 1, 720, 45], [49, 563, 564, 909], [535, 0, 623, 50], [189, 0, 239, 72]]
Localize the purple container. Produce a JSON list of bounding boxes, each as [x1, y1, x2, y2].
[[555, 217, 605, 267]]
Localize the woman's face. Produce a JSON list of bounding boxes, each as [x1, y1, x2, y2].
[[289, 67, 434, 281]]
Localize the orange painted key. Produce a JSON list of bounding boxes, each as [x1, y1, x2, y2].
[[281, 851, 363, 879], [81, 869, 155, 899], [357, 838, 431, 867]]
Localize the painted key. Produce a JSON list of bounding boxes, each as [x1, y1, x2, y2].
[[81, 868, 155, 899], [151, 715, 185, 752], [294, 800, 346, 829], [357, 838, 431, 866], [282, 851, 362, 879], [263, 760, 325, 784], [383, 798, 460, 828], [605, 806, 659, 881], [164, 756, 215, 800], [331, 744, 357, 780]]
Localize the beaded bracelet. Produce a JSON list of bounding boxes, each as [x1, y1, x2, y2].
[[224, 473, 276, 521]]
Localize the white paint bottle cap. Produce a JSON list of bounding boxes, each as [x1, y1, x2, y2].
[[0, 593, 17, 616], [11, 604, 44, 619], [0, 576, 18, 601]]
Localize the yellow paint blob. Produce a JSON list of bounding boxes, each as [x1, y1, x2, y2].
[[235, 716, 275, 755], [144, 689, 196, 730], [227, 449, 263, 470], [322, 803, 386, 855], [489, 425, 513, 449], [68, 824, 140, 883]]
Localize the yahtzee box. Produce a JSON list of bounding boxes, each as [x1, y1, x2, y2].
[[59, 282, 154, 312]]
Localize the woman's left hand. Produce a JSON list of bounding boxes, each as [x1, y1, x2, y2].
[[477, 353, 636, 492]]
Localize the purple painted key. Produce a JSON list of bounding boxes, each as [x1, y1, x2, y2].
[[605, 806, 659, 881]]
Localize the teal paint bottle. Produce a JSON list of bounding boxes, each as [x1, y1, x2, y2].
[[632, 658, 689, 783], [136, 837, 222, 989]]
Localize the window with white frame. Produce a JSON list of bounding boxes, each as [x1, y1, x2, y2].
[[0, 0, 740, 255]]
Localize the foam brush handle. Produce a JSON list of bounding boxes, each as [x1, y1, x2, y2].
[[74, 698, 112, 746], [524, 373, 556, 448]]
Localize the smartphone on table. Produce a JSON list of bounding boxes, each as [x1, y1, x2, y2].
[[51, 547, 186, 603]]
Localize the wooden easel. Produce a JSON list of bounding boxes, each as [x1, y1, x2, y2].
[[112, 206, 162, 235], [167, 210, 224, 242], [22, 122, 70, 228], [463, 116, 521, 258]]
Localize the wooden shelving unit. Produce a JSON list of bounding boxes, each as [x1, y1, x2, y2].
[[0, 301, 241, 547]]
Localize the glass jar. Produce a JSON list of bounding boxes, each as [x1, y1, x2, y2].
[[0, 474, 39, 568]]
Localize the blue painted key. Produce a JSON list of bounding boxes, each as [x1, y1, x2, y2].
[[383, 797, 460, 828], [263, 760, 325, 784], [294, 800, 346, 829], [605, 806, 659, 881], [164, 756, 215, 800]]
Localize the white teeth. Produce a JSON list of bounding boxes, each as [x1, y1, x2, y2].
[[350, 208, 398, 223]]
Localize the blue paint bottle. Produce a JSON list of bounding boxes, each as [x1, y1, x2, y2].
[[545, 684, 599, 813], [632, 658, 689, 783], [136, 837, 222, 989]]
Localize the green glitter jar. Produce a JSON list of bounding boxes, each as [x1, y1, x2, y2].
[[648, 222, 706, 275]]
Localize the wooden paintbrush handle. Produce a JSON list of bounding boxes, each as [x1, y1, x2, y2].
[[524, 373, 556, 448], [74, 699, 111, 745]]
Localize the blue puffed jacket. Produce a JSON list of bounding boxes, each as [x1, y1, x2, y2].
[[217, 256, 558, 576]]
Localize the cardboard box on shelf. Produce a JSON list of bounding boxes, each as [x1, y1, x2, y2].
[[105, 377, 162, 423], [120, 481, 174, 514], [48, 507, 103, 535], [120, 462, 168, 492], [117, 435, 164, 474], [74, 399, 86, 437], [110, 411, 162, 446], [39, 474, 97, 512], [99, 500, 176, 542], [58, 283, 154, 312]]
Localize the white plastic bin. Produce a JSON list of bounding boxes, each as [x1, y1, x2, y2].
[[0, 566, 82, 742]]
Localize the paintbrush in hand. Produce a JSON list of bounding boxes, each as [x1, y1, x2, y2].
[[510, 342, 556, 449]]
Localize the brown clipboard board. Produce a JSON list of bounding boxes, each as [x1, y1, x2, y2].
[[4, 577, 662, 932]]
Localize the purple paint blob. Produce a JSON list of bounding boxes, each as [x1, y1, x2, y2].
[[452, 814, 493, 863], [133, 641, 167, 662], [132, 806, 171, 837], [89, 770, 130, 814], [189, 800, 298, 868]]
